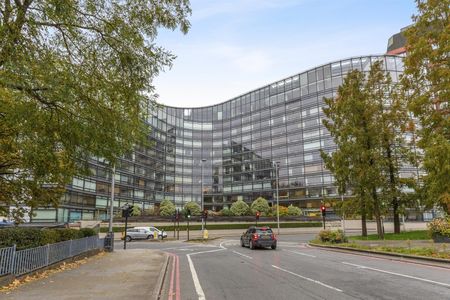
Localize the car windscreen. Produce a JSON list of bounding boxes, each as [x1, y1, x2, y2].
[[255, 228, 273, 234]]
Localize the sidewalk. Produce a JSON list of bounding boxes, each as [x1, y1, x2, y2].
[[1, 249, 167, 300]]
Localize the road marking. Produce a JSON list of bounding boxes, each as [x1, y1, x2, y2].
[[219, 239, 239, 249], [342, 262, 450, 288], [272, 265, 343, 292], [284, 249, 316, 258], [187, 254, 206, 300], [310, 245, 450, 271], [168, 255, 176, 300], [175, 255, 180, 300], [232, 250, 253, 259], [161, 245, 199, 250], [189, 248, 225, 256]]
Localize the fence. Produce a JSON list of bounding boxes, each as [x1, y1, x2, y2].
[[0, 236, 105, 277]]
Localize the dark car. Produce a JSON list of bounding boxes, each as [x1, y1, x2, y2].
[[240, 226, 277, 250]]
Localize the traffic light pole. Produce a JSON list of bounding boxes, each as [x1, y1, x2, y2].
[[124, 211, 129, 250], [173, 215, 176, 238], [187, 218, 190, 241], [322, 214, 325, 230]]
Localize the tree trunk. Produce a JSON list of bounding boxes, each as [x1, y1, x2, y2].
[[386, 144, 401, 234], [360, 196, 367, 237], [373, 188, 384, 239], [393, 198, 401, 234]]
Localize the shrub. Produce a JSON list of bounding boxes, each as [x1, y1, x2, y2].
[[0, 228, 90, 250], [427, 217, 450, 238], [159, 199, 176, 216], [318, 229, 348, 243], [131, 205, 141, 216], [287, 204, 302, 216], [272, 205, 289, 217], [220, 207, 234, 216], [184, 201, 201, 216], [55, 228, 84, 241], [80, 228, 97, 237], [251, 197, 270, 215], [230, 200, 250, 216]]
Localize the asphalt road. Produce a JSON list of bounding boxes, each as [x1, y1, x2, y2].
[[121, 234, 450, 300]]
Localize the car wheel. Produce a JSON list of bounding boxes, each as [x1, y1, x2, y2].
[[125, 236, 132, 242], [249, 240, 254, 250], [240, 238, 245, 247], [147, 235, 153, 240], [271, 244, 277, 250]]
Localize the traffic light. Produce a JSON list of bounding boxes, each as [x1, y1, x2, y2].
[[255, 211, 260, 221], [203, 209, 208, 219], [320, 205, 326, 217], [186, 209, 191, 219], [122, 205, 133, 218]]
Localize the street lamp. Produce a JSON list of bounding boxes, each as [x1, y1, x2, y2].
[[106, 164, 116, 251], [341, 192, 346, 235], [273, 161, 280, 235], [201, 158, 207, 232]]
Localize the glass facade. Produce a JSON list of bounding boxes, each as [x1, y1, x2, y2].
[[42, 55, 418, 222]]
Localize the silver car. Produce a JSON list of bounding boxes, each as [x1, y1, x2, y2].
[[134, 226, 168, 239], [124, 228, 154, 242]]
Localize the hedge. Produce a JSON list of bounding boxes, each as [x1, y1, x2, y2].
[[0, 228, 97, 250], [100, 222, 322, 233]]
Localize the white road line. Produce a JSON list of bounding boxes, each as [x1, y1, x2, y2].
[[272, 265, 343, 292], [284, 249, 316, 258], [187, 254, 206, 300], [189, 248, 226, 256], [342, 262, 450, 288], [161, 245, 199, 250], [232, 250, 253, 259], [219, 239, 239, 249]]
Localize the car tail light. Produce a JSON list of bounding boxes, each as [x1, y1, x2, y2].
[[271, 234, 276, 240], [252, 233, 258, 240]]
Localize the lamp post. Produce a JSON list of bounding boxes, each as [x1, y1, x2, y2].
[[273, 161, 280, 235], [201, 158, 207, 232], [341, 192, 346, 235], [106, 164, 116, 251]]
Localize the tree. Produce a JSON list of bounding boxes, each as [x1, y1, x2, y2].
[[365, 62, 413, 234], [287, 205, 302, 216], [322, 61, 410, 238], [402, 0, 450, 213], [0, 1, 191, 221], [250, 197, 270, 215], [159, 199, 176, 217], [184, 201, 201, 216], [230, 199, 250, 216], [322, 69, 373, 236]]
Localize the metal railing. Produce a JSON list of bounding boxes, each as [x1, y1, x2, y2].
[[0, 236, 105, 277]]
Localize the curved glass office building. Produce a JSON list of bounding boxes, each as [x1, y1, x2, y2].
[[33, 55, 411, 222]]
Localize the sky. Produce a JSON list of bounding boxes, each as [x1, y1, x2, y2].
[[153, 0, 417, 108]]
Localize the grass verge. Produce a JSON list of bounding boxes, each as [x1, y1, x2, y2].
[[349, 230, 430, 241]]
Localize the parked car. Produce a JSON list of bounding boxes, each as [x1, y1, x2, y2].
[[0, 219, 14, 228], [240, 226, 277, 250], [134, 226, 168, 239], [124, 228, 154, 242]]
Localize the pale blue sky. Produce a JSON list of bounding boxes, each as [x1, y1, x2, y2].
[[154, 0, 417, 108]]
